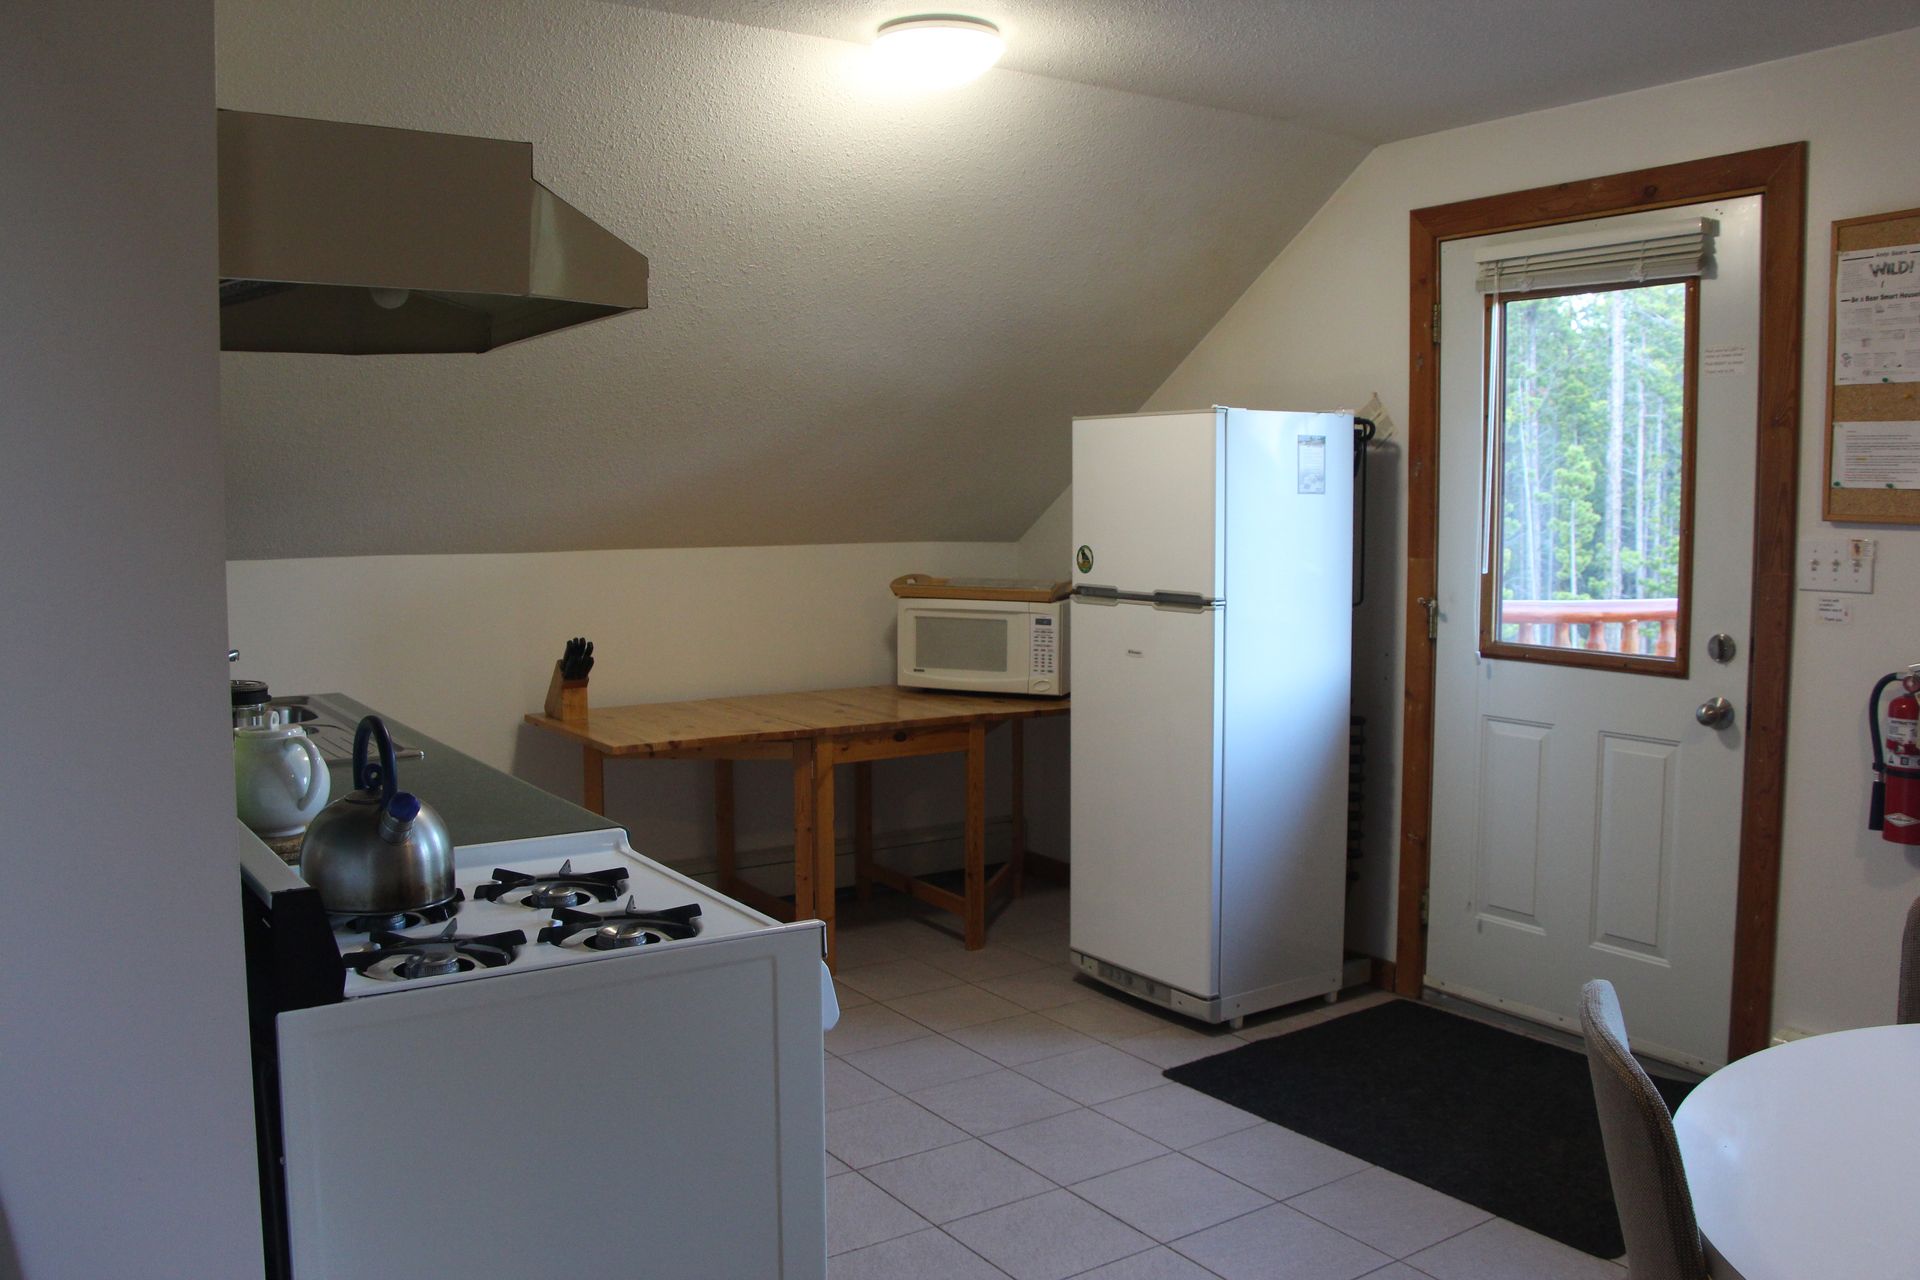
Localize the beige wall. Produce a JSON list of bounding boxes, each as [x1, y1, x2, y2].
[[1015, 489, 1076, 865], [227, 541, 1069, 874], [1017, 488, 1074, 582], [1145, 28, 1920, 1038], [0, 2, 263, 1274]]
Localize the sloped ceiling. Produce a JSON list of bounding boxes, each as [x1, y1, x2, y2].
[[216, 0, 1371, 558], [635, 0, 1920, 141], [218, 0, 1920, 558]]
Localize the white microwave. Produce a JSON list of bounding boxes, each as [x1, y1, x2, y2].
[[896, 596, 1068, 696]]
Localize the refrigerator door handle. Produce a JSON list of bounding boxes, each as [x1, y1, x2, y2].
[[1074, 585, 1218, 609], [1075, 584, 1160, 605]]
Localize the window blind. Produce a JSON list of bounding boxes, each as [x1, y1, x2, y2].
[[1474, 219, 1711, 294]]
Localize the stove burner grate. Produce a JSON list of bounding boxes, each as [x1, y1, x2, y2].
[[473, 858, 629, 910], [538, 899, 703, 951], [330, 890, 464, 936], [345, 921, 527, 984]]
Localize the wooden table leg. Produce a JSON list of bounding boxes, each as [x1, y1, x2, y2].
[[1009, 719, 1026, 899], [854, 761, 874, 902], [583, 745, 607, 815], [790, 738, 816, 930], [813, 741, 837, 969], [964, 721, 987, 950], [714, 759, 737, 897]]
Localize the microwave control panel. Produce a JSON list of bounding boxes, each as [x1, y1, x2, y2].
[[1030, 615, 1058, 677]]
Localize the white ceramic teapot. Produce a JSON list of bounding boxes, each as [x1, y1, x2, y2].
[[234, 723, 331, 838]]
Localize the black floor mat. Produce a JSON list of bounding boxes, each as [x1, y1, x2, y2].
[[1165, 999, 1693, 1259]]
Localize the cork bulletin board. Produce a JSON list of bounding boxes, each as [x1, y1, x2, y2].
[[1823, 206, 1920, 523]]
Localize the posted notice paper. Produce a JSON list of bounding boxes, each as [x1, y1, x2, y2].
[[1833, 420, 1920, 489], [1835, 242, 1920, 385]]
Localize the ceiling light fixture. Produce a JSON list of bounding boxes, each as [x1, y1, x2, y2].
[[872, 15, 1004, 89]]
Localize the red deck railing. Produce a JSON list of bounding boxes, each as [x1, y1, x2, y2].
[[1498, 598, 1679, 656]]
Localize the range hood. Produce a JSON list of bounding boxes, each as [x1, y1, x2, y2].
[[218, 110, 649, 354]]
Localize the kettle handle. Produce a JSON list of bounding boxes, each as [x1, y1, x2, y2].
[[352, 715, 400, 803]]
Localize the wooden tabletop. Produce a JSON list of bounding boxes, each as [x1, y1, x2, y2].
[[525, 684, 1069, 757]]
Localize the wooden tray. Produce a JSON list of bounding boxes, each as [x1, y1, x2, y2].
[[890, 573, 1071, 603]]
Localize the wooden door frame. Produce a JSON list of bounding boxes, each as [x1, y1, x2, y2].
[[1394, 143, 1807, 1061]]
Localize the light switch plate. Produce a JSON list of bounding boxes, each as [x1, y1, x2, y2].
[[1799, 537, 1876, 593]]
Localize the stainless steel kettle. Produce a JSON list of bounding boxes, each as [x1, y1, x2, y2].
[[299, 716, 453, 915]]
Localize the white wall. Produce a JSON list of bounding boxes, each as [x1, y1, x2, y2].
[[0, 3, 264, 1276], [1017, 488, 1074, 582], [1015, 489, 1075, 864], [1146, 28, 1920, 1037], [227, 542, 1071, 873]]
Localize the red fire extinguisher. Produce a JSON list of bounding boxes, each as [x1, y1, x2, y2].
[[1870, 664, 1920, 845]]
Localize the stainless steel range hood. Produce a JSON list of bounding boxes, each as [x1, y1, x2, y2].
[[218, 110, 649, 354]]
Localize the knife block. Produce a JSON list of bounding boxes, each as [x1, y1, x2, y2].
[[543, 662, 589, 722]]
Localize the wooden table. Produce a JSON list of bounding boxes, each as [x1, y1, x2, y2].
[[1672, 1024, 1920, 1280], [525, 685, 1069, 967]]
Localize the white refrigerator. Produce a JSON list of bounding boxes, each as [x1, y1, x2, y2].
[[1069, 407, 1353, 1026]]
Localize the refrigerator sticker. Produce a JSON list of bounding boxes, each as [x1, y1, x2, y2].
[[1076, 544, 1095, 573], [1297, 435, 1327, 494]]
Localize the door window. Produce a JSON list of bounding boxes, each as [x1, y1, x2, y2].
[[1479, 279, 1698, 675]]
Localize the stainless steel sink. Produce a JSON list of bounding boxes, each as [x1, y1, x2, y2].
[[265, 694, 425, 766]]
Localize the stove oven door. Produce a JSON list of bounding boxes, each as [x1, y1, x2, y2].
[[274, 921, 826, 1279]]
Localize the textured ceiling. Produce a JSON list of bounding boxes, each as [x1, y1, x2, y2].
[[217, 0, 1368, 558], [634, 0, 1920, 141], [220, 0, 1920, 559]]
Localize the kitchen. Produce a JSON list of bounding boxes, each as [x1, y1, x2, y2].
[[10, 2, 1920, 1278]]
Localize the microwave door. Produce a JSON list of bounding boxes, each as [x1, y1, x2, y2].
[[916, 611, 1013, 674], [904, 605, 1028, 694]]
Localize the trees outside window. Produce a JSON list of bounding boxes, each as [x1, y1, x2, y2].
[[1486, 280, 1694, 663]]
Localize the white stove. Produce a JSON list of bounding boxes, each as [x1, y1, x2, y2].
[[241, 823, 830, 1279]]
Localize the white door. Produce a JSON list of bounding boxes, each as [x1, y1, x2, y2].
[[1426, 197, 1761, 1070]]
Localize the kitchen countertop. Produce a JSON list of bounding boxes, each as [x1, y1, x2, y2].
[[309, 693, 617, 848]]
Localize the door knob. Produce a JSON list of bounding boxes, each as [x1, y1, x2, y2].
[[1695, 696, 1735, 730]]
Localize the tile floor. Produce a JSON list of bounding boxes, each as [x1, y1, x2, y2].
[[823, 882, 1627, 1280]]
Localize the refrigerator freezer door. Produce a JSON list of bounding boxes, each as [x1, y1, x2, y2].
[[1072, 411, 1222, 599], [1069, 599, 1222, 998]]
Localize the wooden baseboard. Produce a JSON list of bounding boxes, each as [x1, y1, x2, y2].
[[1369, 957, 1397, 992], [1023, 851, 1070, 884]]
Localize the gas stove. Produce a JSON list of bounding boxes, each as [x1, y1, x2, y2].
[[323, 841, 765, 997], [239, 821, 830, 1279], [242, 828, 788, 1007]]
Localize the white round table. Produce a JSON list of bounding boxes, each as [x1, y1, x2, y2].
[[1672, 1024, 1920, 1280]]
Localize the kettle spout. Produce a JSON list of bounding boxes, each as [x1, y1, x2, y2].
[[379, 792, 423, 844]]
